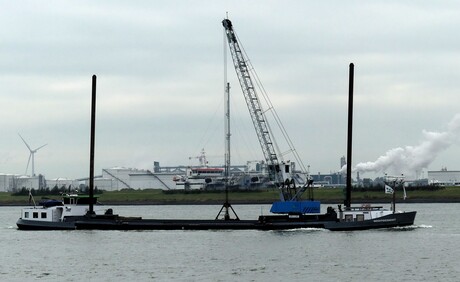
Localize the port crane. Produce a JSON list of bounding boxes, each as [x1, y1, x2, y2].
[[222, 18, 319, 213]]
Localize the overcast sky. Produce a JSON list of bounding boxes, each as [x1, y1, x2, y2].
[[1, 1, 460, 180]]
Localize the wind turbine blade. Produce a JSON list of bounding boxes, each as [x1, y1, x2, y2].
[[34, 144, 48, 152], [26, 153, 32, 175], [18, 133, 32, 151]]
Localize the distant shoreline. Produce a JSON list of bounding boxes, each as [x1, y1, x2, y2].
[[2, 187, 460, 206], [96, 198, 460, 205], [2, 198, 460, 206]]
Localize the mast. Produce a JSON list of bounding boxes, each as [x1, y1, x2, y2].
[[88, 74, 97, 215], [224, 23, 231, 187], [216, 83, 239, 220], [224, 82, 231, 188], [392, 185, 396, 213], [216, 25, 238, 220], [215, 83, 239, 220], [345, 63, 354, 208]]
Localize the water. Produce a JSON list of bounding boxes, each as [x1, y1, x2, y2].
[[1, 203, 459, 281]]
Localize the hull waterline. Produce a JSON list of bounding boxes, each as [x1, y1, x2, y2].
[[16, 209, 416, 231], [16, 218, 78, 230], [324, 211, 417, 231]]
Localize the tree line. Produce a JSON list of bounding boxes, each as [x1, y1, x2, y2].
[[12, 186, 103, 196]]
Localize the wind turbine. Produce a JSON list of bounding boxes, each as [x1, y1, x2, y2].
[[18, 134, 47, 176]]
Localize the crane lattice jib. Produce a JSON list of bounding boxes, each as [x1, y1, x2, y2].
[[222, 19, 283, 186]]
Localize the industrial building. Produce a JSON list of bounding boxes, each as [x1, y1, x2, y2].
[[427, 169, 460, 186], [5, 156, 455, 193], [0, 174, 47, 192], [90, 167, 178, 191], [87, 165, 265, 191], [310, 172, 345, 187], [0, 174, 19, 192]]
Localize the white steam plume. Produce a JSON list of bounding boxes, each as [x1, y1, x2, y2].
[[354, 114, 460, 176]]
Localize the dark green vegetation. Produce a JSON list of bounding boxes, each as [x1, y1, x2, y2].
[[12, 187, 103, 196], [2, 186, 460, 205]]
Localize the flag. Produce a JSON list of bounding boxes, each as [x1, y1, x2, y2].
[[385, 185, 394, 194]]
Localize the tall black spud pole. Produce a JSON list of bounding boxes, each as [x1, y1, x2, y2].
[[88, 75, 97, 215], [345, 63, 354, 208]]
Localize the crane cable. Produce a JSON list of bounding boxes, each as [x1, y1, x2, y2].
[[234, 32, 310, 181]]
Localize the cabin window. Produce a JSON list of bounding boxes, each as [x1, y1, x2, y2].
[[33, 212, 39, 218], [64, 198, 78, 205], [41, 212, 47, 219], [24, 212, 29, 218], [356, 214, 364, 222], [344, 214, 353, 222]]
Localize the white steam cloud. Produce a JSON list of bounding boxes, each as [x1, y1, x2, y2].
[[353, 114, 460, 176]]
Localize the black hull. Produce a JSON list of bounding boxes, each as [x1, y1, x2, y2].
[[16, 216, 87, 231], [73, 212, 416, 231], [74, 214, 336, 231], [16, 219, 76, 230], [17, 212, 416, 231], [325, 211, 417, 231]]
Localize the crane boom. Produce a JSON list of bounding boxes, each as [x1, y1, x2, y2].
[[222, 19, 321, 214], [222, 19, 285, 188]]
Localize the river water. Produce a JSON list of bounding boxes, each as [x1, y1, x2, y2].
[[0, 203, 458, 281]]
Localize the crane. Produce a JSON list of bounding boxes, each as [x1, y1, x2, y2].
[[222, 19, 281, 180], [189, 148, 209, 167], [222, 18, 319, 213]]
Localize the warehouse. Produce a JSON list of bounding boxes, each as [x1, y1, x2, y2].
[[427, 169, 460, 185]]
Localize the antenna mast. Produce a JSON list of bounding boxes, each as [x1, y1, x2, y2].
[[88, 74, 97, 216], [345, 63, 354, 208], [216, 22, 239, 220]]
